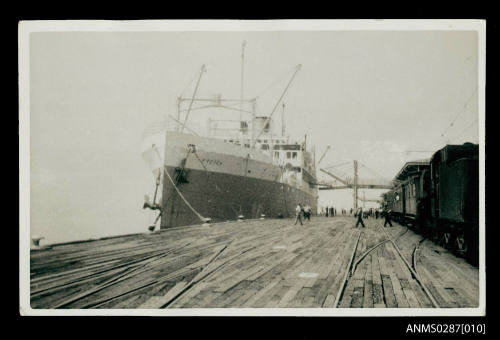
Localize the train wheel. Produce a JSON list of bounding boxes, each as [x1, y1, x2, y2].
[[455, 232, 468, 256], [442, 232, 451, 249]]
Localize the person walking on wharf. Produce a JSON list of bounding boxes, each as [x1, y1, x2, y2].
[[355, 207, 366, 228], [383, 208, 393, 227], [304, 205, 312, 221], [294, 203, 304, 226]]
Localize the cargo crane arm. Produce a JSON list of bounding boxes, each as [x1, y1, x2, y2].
[[252, 64, 302, 147], [316, 146, 330, 167], [320, 168, 350, 186], [357, 197, 381, 203]]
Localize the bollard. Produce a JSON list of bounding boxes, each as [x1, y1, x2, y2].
[[31, 236, 47, 250], [237, 215, 244, 222], [260, 214, 266, 220], [148, 225, 156, 232], [31, 236, 44, 246]]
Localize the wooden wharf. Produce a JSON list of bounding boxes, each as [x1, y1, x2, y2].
[[30, 216, 479, 309]]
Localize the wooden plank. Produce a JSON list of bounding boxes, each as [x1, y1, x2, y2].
[[385, 263, 409, 307], [372, 248, 385, 307], [350, 285, 365, 308], [447, 286, 478, 308], [380, 274, 397, 308], [137, 281, 188, 308], [362, 254, 374, 308], [243, 278, 282, 307], [313, 229, 353, 305], [322, 294, 336, 308]]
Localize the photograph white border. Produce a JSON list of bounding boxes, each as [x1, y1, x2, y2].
[[19, 19, 486, 316]]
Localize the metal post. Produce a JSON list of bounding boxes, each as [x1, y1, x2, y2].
[[251, 98, 256, 146], [176, 97, 181, 132], [240, 41, 246, 125], [282, 103, 286, 137], [353, 160, 358, 211]]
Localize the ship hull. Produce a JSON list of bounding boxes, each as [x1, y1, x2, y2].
[[160, 132, 318, 228], [161, 166, 317, 228]]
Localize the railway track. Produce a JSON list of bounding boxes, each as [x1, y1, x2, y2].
[[334, 223, 440, 308], [381, 227, 440, 308]]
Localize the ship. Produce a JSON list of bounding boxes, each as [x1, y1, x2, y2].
[[142, 46, 318, 229]]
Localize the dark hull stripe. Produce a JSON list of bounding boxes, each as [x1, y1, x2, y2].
[[161, 166, 317, 228]]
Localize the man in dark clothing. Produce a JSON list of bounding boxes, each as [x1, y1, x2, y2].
[[375, 209, 379, 219], [383, 209, 393, 227], [304, 205, 312, 221], [325, 206, 329, 217], [355, 208, 366, 228]]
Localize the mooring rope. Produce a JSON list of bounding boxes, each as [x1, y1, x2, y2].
[[163, 165, 207, 223]]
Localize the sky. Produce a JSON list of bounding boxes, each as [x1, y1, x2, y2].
[[29, 29, 479, 244]]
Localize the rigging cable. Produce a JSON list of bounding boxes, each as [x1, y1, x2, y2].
[[439, 86, 478, 139], [252, 66, 298, 101], [449, 118, 479, 142]]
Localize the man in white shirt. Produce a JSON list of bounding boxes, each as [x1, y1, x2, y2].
[[294, 203, 304, 226]]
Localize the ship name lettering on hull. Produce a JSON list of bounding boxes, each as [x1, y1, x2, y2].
[[202, 158, 223, 166]]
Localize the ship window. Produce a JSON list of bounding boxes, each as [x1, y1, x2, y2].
[[264, 139, 268, 143], [257, 139, 262, 143], [261, 144, 269, 150], [244, 144, 250, 148], [229, 139, 233, 143], [292, 152, 297, 159], [287, 152, 292, 159], [274, 151, 280, 158]]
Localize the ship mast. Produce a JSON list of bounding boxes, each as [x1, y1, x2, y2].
[[179, 64, 206, 133], [240, 41, 246, 131]]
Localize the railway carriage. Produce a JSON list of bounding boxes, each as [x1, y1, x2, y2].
[[382, 143, 479, 265], [389, 160, 430, 227], [429, 143, 479, 263]]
